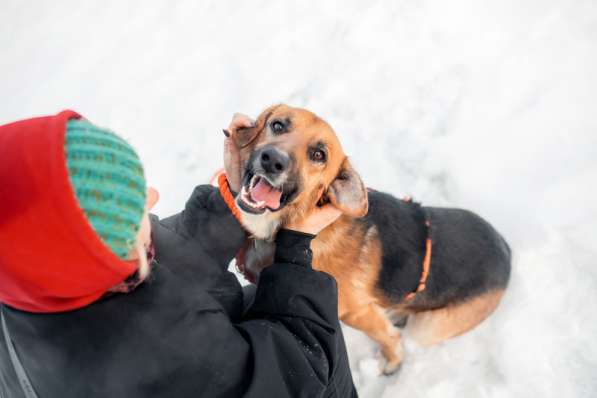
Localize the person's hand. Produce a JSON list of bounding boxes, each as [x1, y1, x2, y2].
[[285, 204, 342, 235], [223, 113, 254, 192]]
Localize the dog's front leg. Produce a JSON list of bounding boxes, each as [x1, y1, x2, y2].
[[341, 303, 404, 375], [244, 239, 275, 282]]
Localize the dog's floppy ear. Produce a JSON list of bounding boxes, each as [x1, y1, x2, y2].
[[234, 104, 281, 148], [327, 158, 368, 218], [235, 122, 261, 148]]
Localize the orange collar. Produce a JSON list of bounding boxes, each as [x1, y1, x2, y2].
[[404, 199, 433, 301], [217, 173, 245, 228]]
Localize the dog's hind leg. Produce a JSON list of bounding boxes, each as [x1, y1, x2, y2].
[[405, 289, 505, 346], [341, 303, 404, 375]]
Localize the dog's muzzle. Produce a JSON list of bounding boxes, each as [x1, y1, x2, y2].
[[236, 147, 296, 215]]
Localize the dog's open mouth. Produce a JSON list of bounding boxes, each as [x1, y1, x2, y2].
[[237, 172, 286, 215], [238, 175, 282, 214]]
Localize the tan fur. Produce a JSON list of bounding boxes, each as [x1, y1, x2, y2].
[[311, 219, 405, 373], [405, 289, 505, 346], [312, 217, 382, 316]]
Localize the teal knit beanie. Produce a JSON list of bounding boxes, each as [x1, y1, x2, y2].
[[65, 119, 147, 259]]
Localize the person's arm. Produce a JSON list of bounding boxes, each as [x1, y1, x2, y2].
[[194, 229, 357, 397], [148, 185, 247, 320], [150, 113, 253, 272], [150, 184, 245, 272]]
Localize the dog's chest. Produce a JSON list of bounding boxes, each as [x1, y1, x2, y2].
[[241, 212, 280, 240]]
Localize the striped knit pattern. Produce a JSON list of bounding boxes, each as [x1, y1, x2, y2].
[[65, 119, 146, 259]]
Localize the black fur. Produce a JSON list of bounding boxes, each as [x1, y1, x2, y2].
[[360, 191, 511, 309]]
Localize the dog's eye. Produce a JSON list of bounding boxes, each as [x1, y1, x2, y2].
[[309, 148, 326, 163], [271, 121, 285, 134]]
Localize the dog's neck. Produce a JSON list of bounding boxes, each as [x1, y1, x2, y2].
[[241, 211, 280, 241]]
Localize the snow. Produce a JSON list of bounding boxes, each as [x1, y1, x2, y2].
[[2, 1, 596, 396]]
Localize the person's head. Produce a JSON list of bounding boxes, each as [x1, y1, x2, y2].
[[64, 118, 159, 281], [0, 111, 158, 313]]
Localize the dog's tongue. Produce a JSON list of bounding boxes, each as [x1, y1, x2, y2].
[[251, 178, 282, 209]]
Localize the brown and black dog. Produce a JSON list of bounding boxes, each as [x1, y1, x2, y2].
[[231, 104, 511, 374]]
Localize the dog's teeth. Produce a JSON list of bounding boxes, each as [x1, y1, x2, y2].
[[251, 176, 261, 189], [238, 177, 269, 212]]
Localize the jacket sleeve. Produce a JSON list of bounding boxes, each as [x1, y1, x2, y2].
[[150, 185, 246, 272], [0, 229, 357, 397], [198, 230, 357, 398], [149, 185, 247, 321]]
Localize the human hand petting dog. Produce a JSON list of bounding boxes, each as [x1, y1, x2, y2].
[[223, 113, 254, 193], [285, 204, 342, 235]]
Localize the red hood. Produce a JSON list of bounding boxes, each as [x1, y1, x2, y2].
[[0, 111, 138, 313]]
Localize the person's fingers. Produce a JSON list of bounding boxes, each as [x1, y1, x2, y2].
[[285, 204, 342, 235], [313, 204, 343, 226], [223, 113, 254, 154], [232, 113, 254, 125], [229, 113, 255, 132], [222, 112, 254, 193], [146, 187, 160, 211], [224, 136, 239, 157], [223, 137, 242, 192]]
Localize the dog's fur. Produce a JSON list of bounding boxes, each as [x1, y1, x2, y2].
[[233, 104, 511, 374]]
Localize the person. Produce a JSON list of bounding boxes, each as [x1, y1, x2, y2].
[[0, 110, 358, 397]]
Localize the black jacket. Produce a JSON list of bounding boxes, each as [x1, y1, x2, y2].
[[0, 185, 357, 397]]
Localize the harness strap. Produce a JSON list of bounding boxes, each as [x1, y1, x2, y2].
[[404, 202, 433, 301], [1, 307, 39, 398], [216, 173, 261, 280], [217, 173, 245, 228]]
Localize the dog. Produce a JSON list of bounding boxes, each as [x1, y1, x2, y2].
[[229, 104, 511, 374]]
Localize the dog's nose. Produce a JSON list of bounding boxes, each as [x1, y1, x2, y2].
[[260, 148, 289, 175]]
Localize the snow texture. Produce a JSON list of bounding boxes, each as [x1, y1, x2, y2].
[[2, 1, 596, 396]]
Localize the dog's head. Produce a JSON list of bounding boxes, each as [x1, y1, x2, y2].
[[233, 104, 368, 239]]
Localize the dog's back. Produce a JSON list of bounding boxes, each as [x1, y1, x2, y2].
[[420, 206, 511, 307], [307, 189, 512, 373], [362, 191, 511, 310]]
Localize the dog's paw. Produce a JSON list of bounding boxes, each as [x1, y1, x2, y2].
[[377, 341, 404, 376], [379, 358, 402, 376]]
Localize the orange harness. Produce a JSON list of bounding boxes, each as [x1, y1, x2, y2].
[[402, 197, 433, 301], [217, 172, 245, 227], [404, 221, 432, 301], [216, 173, 255, 282]]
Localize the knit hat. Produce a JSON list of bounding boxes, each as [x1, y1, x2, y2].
[[65, 119, 147, 259], [0, 110, 142, 313]]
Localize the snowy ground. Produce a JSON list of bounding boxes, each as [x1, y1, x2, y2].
[[2, 1, 597, 396]]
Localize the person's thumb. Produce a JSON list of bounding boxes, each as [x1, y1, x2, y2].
[[315, 204, 342, 226]]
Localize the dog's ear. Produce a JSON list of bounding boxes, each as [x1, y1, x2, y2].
[[327, 158, 368, 218], [235, 124, 261, 148], [234, 104, 282, 148]]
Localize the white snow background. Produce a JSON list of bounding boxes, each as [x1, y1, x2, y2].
[[2, 1, 596, 396]]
